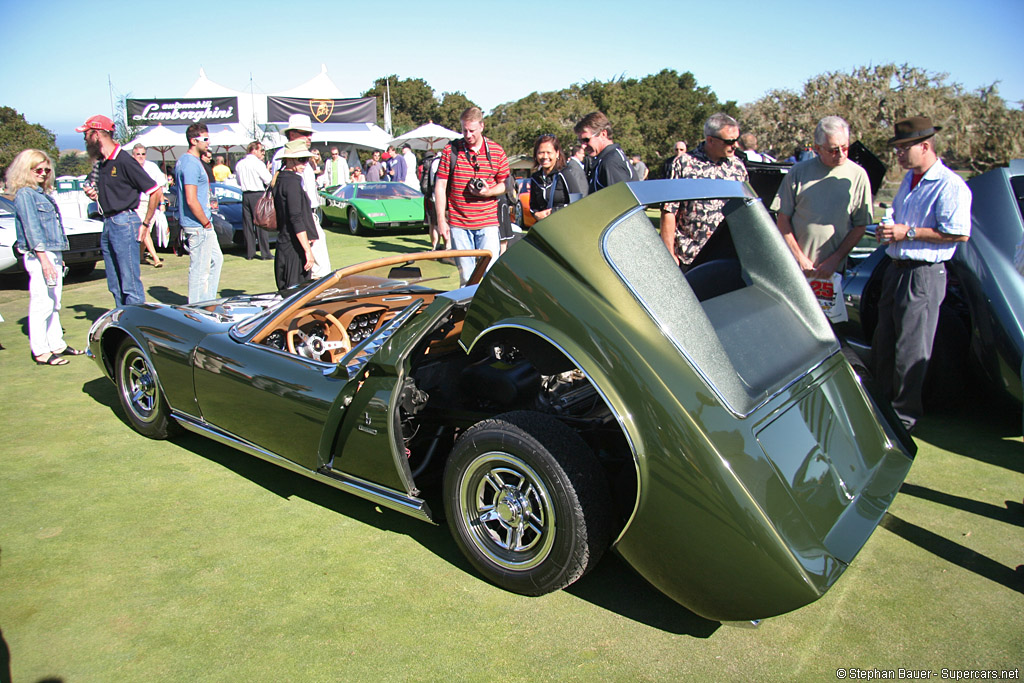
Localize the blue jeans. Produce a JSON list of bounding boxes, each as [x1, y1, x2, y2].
[[449, 225, 499, 284], [102, 211, 145, 306], [183, 226, 224, 303]]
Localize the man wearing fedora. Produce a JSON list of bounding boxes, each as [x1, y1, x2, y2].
[[873, 115, 972, 432], [271, 113, 331, 277]]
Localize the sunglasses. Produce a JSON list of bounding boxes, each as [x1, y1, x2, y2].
[[713, 136, 739, 146], [194, 136, 210, 143], [823, 145, 850, 155], [34, 167, 52, 175]]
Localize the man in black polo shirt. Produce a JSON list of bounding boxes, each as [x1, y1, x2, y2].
[[79, 115, 162, 305], [574, 111, 634, 193]]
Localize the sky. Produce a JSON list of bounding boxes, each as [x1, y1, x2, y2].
[[4, 0, 1022, 150]]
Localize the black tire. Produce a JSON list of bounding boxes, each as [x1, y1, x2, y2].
[[115, 338, 179, 439], [348, 208, 362, 236], [443, 411, 612, 596]]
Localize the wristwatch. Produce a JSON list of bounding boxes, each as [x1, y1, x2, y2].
[[142, 222, 151, 228], [906, 227, 917, 240]]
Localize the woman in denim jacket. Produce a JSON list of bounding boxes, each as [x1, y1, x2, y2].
[[6, 149, 84, 365]]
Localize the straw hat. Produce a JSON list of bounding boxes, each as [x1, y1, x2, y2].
[[278, 139, 313, 160]]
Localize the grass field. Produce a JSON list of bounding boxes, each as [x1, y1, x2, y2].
[[1, 225, 1022, 682]]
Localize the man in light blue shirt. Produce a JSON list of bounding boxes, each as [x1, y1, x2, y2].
[[873, 116, 972, 431], [174, 122, 223, 303]]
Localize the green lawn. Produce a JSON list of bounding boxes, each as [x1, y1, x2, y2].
[[1, 225, 1021, 682]]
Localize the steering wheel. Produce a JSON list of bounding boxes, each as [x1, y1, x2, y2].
[[286, 310, 351, 362]]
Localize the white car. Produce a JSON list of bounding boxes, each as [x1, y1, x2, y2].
[[0, 195, 104, 276]]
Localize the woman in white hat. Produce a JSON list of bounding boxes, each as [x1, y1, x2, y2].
[[272, 140, 318, 290]]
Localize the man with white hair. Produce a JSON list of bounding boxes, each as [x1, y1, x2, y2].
[[131, 144, 169, 266], [271, 114, 330, 277], [776, 116, 872, 279]]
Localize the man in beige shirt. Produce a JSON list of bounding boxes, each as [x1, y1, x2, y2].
[[776, 116, 872, 279]]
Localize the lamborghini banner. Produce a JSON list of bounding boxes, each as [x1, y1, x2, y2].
[[267, 96, 377, 124], [127, 98, 239, 125]]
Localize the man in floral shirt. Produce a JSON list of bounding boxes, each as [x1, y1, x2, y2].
[[660, 113, 748, 269]]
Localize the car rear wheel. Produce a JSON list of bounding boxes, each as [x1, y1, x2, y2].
[[348, 208, 362, 236], [443, 411, 611, 596], [115, 338, 179, 439]]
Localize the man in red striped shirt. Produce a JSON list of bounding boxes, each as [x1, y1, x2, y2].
[[434, 107, 510, 283]]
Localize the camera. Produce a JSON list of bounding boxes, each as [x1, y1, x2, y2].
[[468, 178, 488, 193]]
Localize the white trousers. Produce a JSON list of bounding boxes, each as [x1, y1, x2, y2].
[[310, 212, 332, 279], [23, 250, 67, 357]]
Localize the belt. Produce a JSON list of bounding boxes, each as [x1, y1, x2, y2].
[[102, 208, 136, 217], [891, 259, 942, 268]]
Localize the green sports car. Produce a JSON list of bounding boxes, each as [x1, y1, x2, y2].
[[88, 179, 914, 622], [320, 181, 427, 235]]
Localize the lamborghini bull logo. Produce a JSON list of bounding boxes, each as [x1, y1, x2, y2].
[[309, 99, 335, 124]]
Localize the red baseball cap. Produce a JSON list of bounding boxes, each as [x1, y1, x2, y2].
[[76, 115, 115, 133]]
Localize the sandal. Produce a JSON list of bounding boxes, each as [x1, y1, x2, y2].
[[34, 353, 69, 366], [58, 346, 86, 356]]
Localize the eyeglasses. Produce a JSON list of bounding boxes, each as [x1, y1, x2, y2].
[[34, 167, 52, 175], [823, 145, 850, 155], [893, 142, 922, 155], [712, 136, 739, 146], [194, 136, 210, 143]]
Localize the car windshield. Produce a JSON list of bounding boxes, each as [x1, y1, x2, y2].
[[232, 251, 485, 339], [212, 185, 242, 203], [350, 183, 422, 200], [0, 197, 14, 216], [313, 257, 462, 302]]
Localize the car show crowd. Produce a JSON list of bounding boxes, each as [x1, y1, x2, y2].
[[5, 103, 1016, 434]]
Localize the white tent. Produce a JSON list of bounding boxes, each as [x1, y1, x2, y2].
[[184, 65, 389, 151], [389, 122, 461, 151]]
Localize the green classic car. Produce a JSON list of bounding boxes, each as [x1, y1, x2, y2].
[[319, 181, 427, 235], [88, 179, 913, 622]]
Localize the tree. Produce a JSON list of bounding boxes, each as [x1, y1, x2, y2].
[[740, 64, 1024, 180], [362, 76, 439, 136], [0, 106, 59, 181], [57, 151, 93, 177], [114, 94, 144, 146], [435, 92, 477, 131], [483, 70, 733, 176]]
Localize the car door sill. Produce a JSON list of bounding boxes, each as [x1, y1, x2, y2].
[[172, 411, 434, 522]]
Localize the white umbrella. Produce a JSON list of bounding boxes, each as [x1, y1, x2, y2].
[[207, 123, 253, 153], [389, 122, 461, 151], [125, 124, 188, 165]]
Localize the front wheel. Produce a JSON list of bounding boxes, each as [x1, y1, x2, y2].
[[348, 208, 362, 236], [443, 411, 612, 596], [115, 338, 179, 439]]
